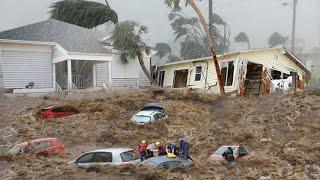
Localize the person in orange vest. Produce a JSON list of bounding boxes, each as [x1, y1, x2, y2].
[[138, 140, 148, 161]]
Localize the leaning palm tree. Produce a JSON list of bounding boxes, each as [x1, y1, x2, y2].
[[164, 0, 225, 94], [155, 43, 172, 59], [50, 0, 118, 28], [112, 21, 152, 83], [234, 32, 251, 50]]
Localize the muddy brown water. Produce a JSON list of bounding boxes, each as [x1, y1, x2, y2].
[[0, 90, 320, 179]]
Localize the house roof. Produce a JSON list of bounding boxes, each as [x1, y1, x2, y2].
[[0, 19, 110, 54]]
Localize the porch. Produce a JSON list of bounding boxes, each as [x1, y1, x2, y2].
[[54, 59, 108, 91]]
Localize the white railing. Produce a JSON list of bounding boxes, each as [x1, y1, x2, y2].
[[55, 82, 64, 94], [72, 82, 78, 90]]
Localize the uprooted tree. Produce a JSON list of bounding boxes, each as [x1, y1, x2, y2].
[[112, 21, 153, 83], [164, 0, 225, 94]]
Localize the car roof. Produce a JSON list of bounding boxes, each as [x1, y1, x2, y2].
[[219, 145, 242, 148], [135, 111, 159, 116], [143, 103, 163, 108], [145, 156, 187, 165], [87, 148, 134, 154]]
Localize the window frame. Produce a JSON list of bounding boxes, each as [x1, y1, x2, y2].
[[220, 61, 235, 87], [194, 66, 202, 82], [76, 152, 95, 164], [93, 152, 113, 163]]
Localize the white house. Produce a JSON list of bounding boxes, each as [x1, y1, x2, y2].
[[0, 19, 152, 94], [157, 48, 310, 95]]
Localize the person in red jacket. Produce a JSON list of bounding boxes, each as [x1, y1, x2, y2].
[[138, 140, 148, 161], [156, 141, 167, 156]]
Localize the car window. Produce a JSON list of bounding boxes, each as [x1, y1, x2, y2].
[[76, 152, 94, 163], [32, 141, 52, 152], [9, 145, 23, 153], [158, 161, 182, 169], [153, 113, 160, 120], [120, 150, 139, 162], [132, 115, 151, 122], [93, 152, 112, 162], [238, 147, 247, 155]]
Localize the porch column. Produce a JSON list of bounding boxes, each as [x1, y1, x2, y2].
[[67, 59, 72, 91], [93, 64, 97, 87], [52, 63, 56, 91]]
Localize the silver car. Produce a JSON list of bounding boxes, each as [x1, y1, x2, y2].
[[131, 110, 167, 125], [142, 156, 193, 169], [68, 148, 140, 167]]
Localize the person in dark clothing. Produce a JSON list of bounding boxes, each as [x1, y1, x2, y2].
[[179, 138, 190, 160], [222, 147, 235, 163]]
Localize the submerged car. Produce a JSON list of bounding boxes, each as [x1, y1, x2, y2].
[[142, 156, 193, 169], [141, 103, 166, 114], [68, 148, 140, 168], [209, 146, 248, 161], [41, 106, 71, 119], [131, 110, 167, 125], [9, 137, 66, 155]]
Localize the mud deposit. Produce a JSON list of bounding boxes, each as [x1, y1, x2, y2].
[[0, 90, 319, 179]]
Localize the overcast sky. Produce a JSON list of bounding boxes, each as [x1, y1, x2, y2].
[[0, 0, 319, 50]]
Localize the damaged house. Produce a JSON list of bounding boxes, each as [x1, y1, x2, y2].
[[156, 48, 310, 95]]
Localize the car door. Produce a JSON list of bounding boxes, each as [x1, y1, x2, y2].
[[92, 152, 113, 166], [75, 152, 95, 167], [237, 147, 248, 159], [32, 141, 53, 155]]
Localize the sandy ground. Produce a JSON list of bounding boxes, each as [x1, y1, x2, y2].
[[0, 89, 320, 180]]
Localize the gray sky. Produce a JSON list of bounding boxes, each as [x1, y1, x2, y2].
[[0, 0, 319, 50]]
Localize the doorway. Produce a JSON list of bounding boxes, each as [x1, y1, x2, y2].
[[158, 71, 165, 87], [173, 69, 188, 88], [245, 62, 263, 95]]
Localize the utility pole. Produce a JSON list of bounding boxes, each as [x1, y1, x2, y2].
[[291, 0, 298, 53]]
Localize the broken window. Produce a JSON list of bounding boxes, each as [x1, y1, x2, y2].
[[271, 69, 282, 79], [195, 66, 202, 81], [221, 61, 234, 86]]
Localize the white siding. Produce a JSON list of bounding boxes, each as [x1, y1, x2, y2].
[[0, 49, 53, 89], [95, 62, 109, 87], [52, 47, 65, 60], [112, 78, 138, 87]]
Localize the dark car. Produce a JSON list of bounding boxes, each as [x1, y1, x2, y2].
[[141, 103, 166, 114], [142, 156, 193, 169]]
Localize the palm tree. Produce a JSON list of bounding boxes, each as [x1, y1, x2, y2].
[[112, 21, 152, 83], [234, 32, 251, 50], [50, 0, 118, 29], [164, 0, 225, 94], [155, 43, 172, 59], [268, 32, 286, 48]]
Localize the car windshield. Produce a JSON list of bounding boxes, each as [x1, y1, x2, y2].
[[215, 147, 238, 155], [120, 150, 139, 162], [132, 115, 151, 122], [9, 145, 23, 153]]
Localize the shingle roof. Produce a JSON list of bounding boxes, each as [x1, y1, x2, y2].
[[0, 19, 109, 54]]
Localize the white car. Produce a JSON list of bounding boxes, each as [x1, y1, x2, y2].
[[130, 110, 167, 125], [68, 148, 140, 167]]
